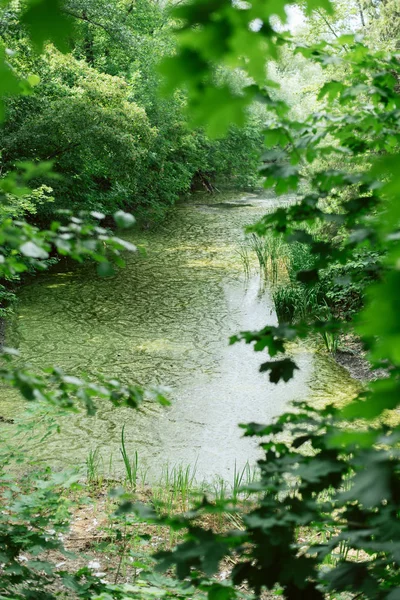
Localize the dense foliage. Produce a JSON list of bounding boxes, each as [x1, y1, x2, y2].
[[0, 0, 399, 599], [0, 0, 264, 225], [146, 2, 400, 599]]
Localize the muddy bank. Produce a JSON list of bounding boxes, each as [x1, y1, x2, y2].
[[335, 335, 382, 382]]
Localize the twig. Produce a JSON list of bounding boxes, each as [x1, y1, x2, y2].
[[63, 9, 114, 35], [315, 9, 339, 40], [46, 142, 80, 161], [357, 0, 366, 27]]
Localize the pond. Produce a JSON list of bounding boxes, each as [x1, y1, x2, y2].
[[0, 192, 359, 483]]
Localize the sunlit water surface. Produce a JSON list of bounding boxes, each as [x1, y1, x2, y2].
[[0, 193, 359, 482]]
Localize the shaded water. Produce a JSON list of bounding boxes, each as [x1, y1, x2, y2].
[[0, 192, 359, 482]]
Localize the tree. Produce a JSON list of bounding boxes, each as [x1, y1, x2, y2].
[[0, 0, 266, 225], [143, 1, 400, 598], [0, 0, 399, 599]]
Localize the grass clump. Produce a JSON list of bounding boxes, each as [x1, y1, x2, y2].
[[86, 446, 103, 488], [241, 234, 342, 352], [249, 233, 288, 285], [120, 425, 139, 490], [237, 233, 288, 285]]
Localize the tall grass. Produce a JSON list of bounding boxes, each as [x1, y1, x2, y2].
[[316, 302, 340, 353], [212, 477, 228, 503], [274, 286, 340, 352], [249, 233, 287, 284], [163, 461, 198, 508], [237, 233, 288, 285], [273, 286, 300, 324], [151, 461, 200, 516], [86, 447, 103, 487], [266, 240, 341, 352], [286, 241, 315, 282], [320, 330, 339, 353], [120, 425, 139, 489], [273, 284, 321, 324], [232, 460, 258, 504], [236, 241, 251, 279], [163, 462, 197, 495]]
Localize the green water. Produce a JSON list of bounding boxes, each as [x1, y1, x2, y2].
[[0, 192, 359, 482]]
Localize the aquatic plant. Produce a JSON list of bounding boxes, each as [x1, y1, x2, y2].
[[162, 461, 198, 510], [273, 285, 301, 324], [286, 241, 315, 283], [273, 284, 323, 324], [248, 232, 287, 284], [1, 1, 400, 600], [212, 477, 228, 505], [236, 241, 252, 279]]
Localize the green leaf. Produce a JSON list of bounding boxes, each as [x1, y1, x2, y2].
[[90, 211, 105, 220], [337, 34, 356, 45], [318, 80, 346, 101], [297, 269, 319, 283], [111, 237, 137, 252], [190, 85, 250, 138], [264, 127, 290, 148], [27, 74, 41, 87], [21, 0, 74, 52], [114, 211, 136, 229], [343, 382, 399, 421], [19, 241, 49, 259], [259, 358, 298, 383], [159, 49, 208, 95], [304, 0, 334, 15], [342, 460, 391, 507], [327, 430, 378, 449], [0, 47, 22, 119], [115, 501, 134, 515], [207, 583, 236, 600]]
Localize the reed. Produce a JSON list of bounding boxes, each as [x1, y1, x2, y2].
[[232, 460, 258, 504], [212, 476, 228, 504], [120, 425, 139, 489], [162, 461, 198, 510], [249, 233, 287, 284], [86, 447, 103, 487], [236, 241, 251, 279], [273, 285, 300, 324], [320, 330, 339, 353], [273, 282, 326, 325], [316, 303, 340, 353], [286, 241, 315, 283]]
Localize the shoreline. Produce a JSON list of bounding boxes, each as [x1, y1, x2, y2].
[[335, 335, 380, 383]]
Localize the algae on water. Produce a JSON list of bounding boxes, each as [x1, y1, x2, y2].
[[0, 193, 359, 481]]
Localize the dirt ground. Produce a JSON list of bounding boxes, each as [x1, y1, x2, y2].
[[335, 334, 383, 382]]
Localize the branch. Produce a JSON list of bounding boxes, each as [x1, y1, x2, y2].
[[357, 0, 366, 27], [315, 9, 340, 40], [46, 142, 80, 161], [63, 8, 113, 35], [63, 7, 141, 45]]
